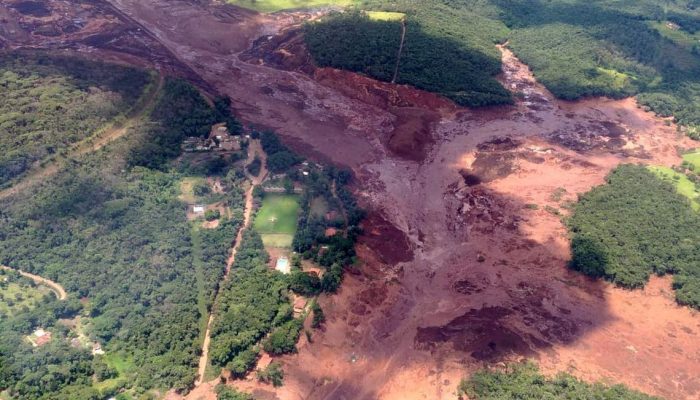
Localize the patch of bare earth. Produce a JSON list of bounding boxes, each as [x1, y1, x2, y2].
[[3, 2, 699, 399]]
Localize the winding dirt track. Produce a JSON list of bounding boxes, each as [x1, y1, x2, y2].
[[0, 265, 67, 300], [391, 18, 406, 84], [195, 139, 268, 386]]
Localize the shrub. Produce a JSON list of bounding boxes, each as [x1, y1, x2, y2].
[[262, 319, 302, 355], [257, 362, 284, 388], [205, 209, 221, 221]]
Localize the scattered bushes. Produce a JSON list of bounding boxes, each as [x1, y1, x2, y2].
[[215, 385, 253, 400], [459, 361, 659, 399], [257, 362, 284, 388]]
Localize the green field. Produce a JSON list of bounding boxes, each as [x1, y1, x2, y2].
[[93, 353, 136, 395], [366, 11, 405, 21], [649, 21, 700, 50], [648, 166, 700, 210], [0, 279, 51, 316], [254, 194, 300, 247], [682, 150, 700, 170], [226, 0, 353, 12]]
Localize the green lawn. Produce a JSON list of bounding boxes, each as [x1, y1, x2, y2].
[[93, 353, 136, 394], [226, 0, 354, 12], [682, 150, 700, 170], [254, 194, 300, 248], [366, 11, 406, 21], [649, 21, 700, 50], [179, 177, 206, 204], [648, 166, 700, 210]]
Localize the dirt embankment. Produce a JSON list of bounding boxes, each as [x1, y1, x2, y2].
[[3, 2, 700, 399]]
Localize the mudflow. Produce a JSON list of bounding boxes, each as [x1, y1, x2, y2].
[[2, 0, 699, 399]]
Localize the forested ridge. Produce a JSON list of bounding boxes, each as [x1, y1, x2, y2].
[[305, 0, 700, 130], [305, 9, 512, 107], [0, 52, 151, 187], [0, 56, 246, 398]]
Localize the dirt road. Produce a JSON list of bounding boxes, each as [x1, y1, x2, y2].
[[194, 139, 268, 387], [0, 265, 67, 300]]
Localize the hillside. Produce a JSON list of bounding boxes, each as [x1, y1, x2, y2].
[[304, 0, 700, 129]]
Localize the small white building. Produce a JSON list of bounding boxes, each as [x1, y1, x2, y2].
[[275, 257, 290, 274], [193, 205, 205, 214], [92, 343, 105, 356]]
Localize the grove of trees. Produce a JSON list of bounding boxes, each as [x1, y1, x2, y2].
[[568, 164, 700, 308], [459, 362, 659, 399], [0, 52, 151, 187]]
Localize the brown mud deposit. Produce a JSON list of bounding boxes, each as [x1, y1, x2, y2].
[[3, 2, 700, 400]]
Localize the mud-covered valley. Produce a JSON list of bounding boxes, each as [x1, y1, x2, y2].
[[2, 1, 699, 399]]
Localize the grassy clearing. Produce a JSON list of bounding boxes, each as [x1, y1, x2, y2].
[[366, 11, 405, 21], [254, 194, 300, 234], [93, 353, 136, 393], [179, 177, 206, 204], [682, 150, 700, 170], [649, 21, 700, 49], [260, 233, 294, 248], [226, 0, 353, 12], [647, 166, 700, 210], [255, 194, 300, 248], [0, 280, 51, 316]]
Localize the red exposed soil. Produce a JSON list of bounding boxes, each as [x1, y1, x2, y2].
[[3, 2, 700, 400]]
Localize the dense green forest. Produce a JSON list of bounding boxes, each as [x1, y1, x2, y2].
[[207, 229, 294, 377], [305, 10, 512, 107], [0, 52, 152, 188], [305, 0, 700, 128], [568, 164, 700, 308], [458, 362, 659, 399], [0, 57, 246, 398], [499, 0, 700, 126]]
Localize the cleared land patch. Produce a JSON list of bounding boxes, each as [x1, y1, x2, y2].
[[648, 165, 700, 210], [682, 150, 700, 170], [366, 11, 405, 21], [0, 271, 52, 317], [254, 194, 301, 248], [226, 0, 353, 13]]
